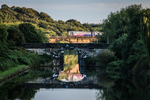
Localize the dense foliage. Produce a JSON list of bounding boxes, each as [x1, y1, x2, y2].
[[98, 4, 150, 89], [84, 4, 150, 90], [0, 23, 52, 71]]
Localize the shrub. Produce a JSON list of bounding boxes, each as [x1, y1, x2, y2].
[[96, 49, 118, 69], [0, 58, 16, 70]]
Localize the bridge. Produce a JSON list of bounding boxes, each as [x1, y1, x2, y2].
[[21, 43, 110, 49], [48, 36, 98, 43]]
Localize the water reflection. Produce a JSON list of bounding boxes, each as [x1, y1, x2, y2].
[[0, 71, 39, 100], [0, 69, 101, 100], [1, 50, 150, 100], [96, 80, 150, 100], [57, 50, 85, 82], [57, 64, 84, 82], [0, 67, 150, 100], [32, 89, 98, 100]]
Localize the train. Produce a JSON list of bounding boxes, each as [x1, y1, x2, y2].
[[67, 31, 102, 36]]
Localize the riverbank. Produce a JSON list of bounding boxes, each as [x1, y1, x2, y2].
[[0, 65, 30, 85]]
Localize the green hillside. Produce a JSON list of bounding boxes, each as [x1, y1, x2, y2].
[[0, 4, 96, 36]]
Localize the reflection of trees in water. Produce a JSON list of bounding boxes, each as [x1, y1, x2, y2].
[[35, 70, 53, 79], [8, 88, 38, 100], [96, 79, 150, 100], [97, 69, 114, 88], [0, 69, 53, 100], [0, 72, 38, 100], [0, 82, 38, 100], [84, 63, 150, 100]]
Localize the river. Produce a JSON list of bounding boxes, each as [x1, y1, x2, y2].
[[0, 50, 150, 100]]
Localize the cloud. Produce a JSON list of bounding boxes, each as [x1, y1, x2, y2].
[[93, 3, 108, 7], [6, 2, 150, 12]]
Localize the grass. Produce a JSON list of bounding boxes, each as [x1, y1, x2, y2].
[[0, 65, 27, 77]]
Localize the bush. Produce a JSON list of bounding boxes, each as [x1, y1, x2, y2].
[[0, 58, 16, 70], [96, 49, 118, 69]]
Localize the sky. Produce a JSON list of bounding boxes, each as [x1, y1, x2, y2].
[[0, 0, 150, 24]]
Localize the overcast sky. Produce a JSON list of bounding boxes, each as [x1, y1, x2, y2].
[[0, 0, 150, 23]]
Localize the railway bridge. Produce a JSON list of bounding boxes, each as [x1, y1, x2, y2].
[[21, 43, 110, 49], [48, 36, 98, 43]]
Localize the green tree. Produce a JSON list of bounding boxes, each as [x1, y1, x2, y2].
[[58, 20, 65, 24], [0, 13, 12, 23], [19, 23, 47, 43], [141, 9, 150, 61], [7, 25, 24, 46], [1, 4, 9, 9], [40, 12, 54, 22]]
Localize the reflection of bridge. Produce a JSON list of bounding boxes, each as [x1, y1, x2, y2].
[[23, 76, 105, 89], [22, 83, 105, 89], [21, 43, 110, 49]]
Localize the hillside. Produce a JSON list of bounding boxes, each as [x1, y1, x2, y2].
[[0, 4, 96, 36]]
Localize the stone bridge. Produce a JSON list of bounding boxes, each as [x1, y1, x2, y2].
[[21, 43, 110, 49], [48, 36, 98, 43]]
